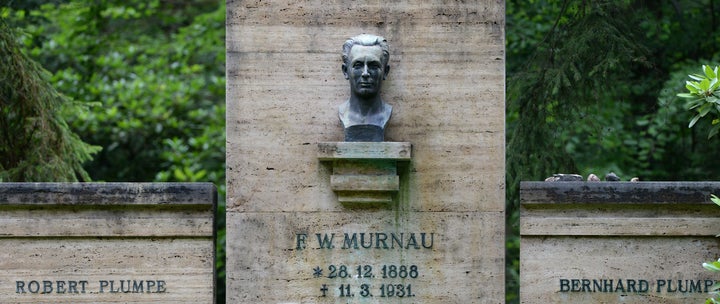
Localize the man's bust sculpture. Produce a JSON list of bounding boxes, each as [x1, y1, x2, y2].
[[339, 34, 392, 142]]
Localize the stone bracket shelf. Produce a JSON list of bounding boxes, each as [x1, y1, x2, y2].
[[318, 142, 411, 206]]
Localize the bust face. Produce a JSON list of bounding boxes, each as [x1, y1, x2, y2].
[[344, 45, 387, 99]]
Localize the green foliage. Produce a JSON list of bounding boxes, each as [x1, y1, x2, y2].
[[508, 1, 720, 302], [9, 0, 225, 183], [704, 195, 720, 304], [678, 65, 720, 138], [506, 1, 649, 301], [10, 0, 720, 303], [507, 0, 650, 189], [0, 21, 100, 182], [4, 1, 226, 302], [570, 61, 720, 180], [677, 65, 720, 303]]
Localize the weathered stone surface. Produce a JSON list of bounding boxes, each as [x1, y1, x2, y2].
[[522, 237, 719, 303], [227, 211, 504, 302], [330, 175, 399, 191], [520, 182, 720, 303], [226, 0, 506, 214], [227, 0, 505, 302], [521, 181, 720, 205], [317, 142, 411, 161], [321, 142, 410, 205], [0, 183, 216, 303], [0, 182, 215, 205]]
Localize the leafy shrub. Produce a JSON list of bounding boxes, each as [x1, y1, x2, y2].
[[703, 195, 720, 304], [678, 65, 720, 138], [4, 1, 226, 302]]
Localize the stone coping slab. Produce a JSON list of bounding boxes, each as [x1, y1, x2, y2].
[[520, 181, 720, 303], [317, 142, 412, 160], [0, 182, 216, 206], [0, 182, 217, 303], [521, 182, 720, 236], [521, 181, 720, 205]]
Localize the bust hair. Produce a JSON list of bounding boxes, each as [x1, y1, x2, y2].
[[342, 34, 390, 67]]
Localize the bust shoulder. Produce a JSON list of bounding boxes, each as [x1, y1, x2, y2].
[[338, 100, 392, 128]]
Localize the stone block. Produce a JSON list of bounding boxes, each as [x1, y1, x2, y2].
[[520, 182, 720, 303], [317, 142, 412, 161], [226, 0, 506, 302], [0, 183, 216, 303], [226, 211, 504, 303], [226, 0, 506, 214]]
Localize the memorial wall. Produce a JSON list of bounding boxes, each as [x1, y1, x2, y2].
[[226, 0, 506, 302], [521, 182, 720, 303], [0, 183, 217, 303]]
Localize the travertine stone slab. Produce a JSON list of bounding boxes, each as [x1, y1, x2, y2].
[[321, 142, 411, 204], [521, 237, 719, 303], [0, 183, 216, 303], [331, 175, 399, 191], [226, 0, 506, 213], [0, 182, 214, 205], [227, 0, 505, 302], [332, 160, 397, 175], [317, 142, 411, 160], [520, 182, 720, 304], [0, 208, 212, 237], [521, 181, 720, 205], [336, 192, 393, 204], [2, 239, 213, 304], [227, 211, 504, 303]]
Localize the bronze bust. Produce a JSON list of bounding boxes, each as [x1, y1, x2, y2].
[[339, 34, 392, 141]]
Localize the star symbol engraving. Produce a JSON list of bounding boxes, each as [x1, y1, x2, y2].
[[313, 266, 323, 278]]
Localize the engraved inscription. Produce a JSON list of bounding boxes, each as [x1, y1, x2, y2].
[[15, 280, 167, 294], [297, 231, 434, 299], [296, 232, 434, 250], [313, 264, 419, 298], [558, 278, 717, 293]]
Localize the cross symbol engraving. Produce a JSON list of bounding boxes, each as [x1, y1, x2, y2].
[[320, 284, 328, 297]]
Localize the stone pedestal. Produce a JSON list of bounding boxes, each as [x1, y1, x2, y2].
[[520, 182, 720, 303], [0, 183, 217, 303], [318, 142, 411, 205], [226, 1, 506, 302]]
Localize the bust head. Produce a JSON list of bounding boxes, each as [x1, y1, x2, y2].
[[338, 34, 393, 142], [342, 36, 390, 99]]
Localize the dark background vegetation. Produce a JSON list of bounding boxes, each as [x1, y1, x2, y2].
[[1, 0, 226, 301], [3, 0, 720, 302], [506, 0, 720, 302]]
